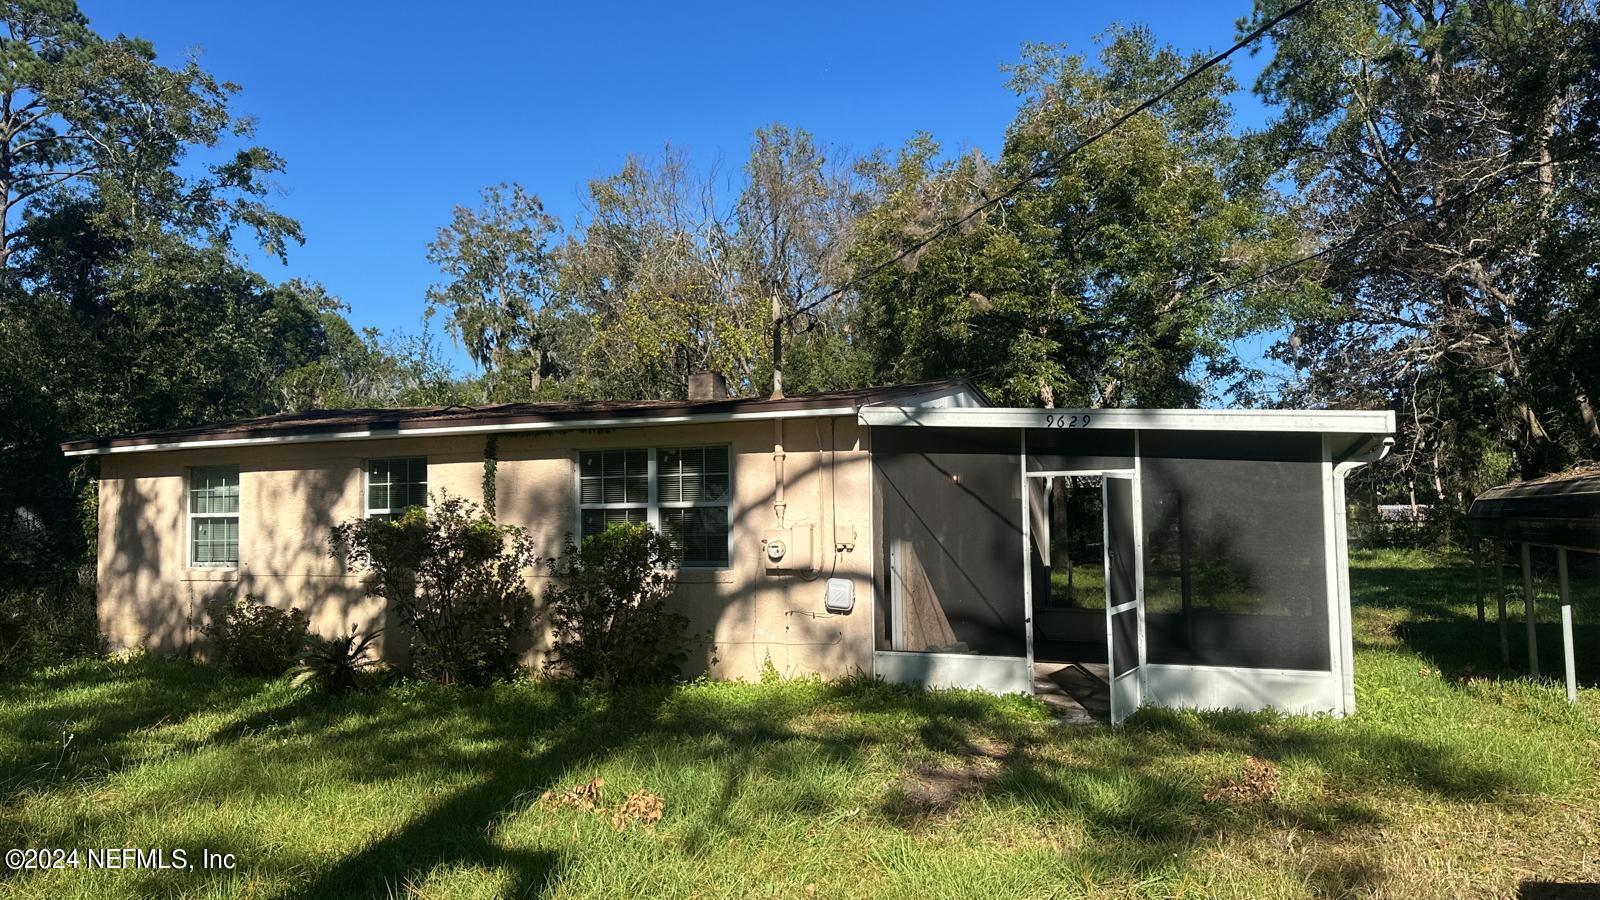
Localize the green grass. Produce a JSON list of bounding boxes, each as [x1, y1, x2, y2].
[[1048, 563, 1105, 608], [2, 548, 1598, 898]]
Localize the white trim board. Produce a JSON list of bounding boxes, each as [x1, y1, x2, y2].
[[859, 406, 1396, 435], [873, 651, 1034, 696], [1143, 664, 1339, 716]]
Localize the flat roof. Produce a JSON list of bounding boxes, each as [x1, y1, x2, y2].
[[857, 405, 1397, 435], [1467, 468, 1600, 552], [61, 379, 987, 457]]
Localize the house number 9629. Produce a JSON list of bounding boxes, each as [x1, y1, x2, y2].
[[1042, 414, 1092, 428]]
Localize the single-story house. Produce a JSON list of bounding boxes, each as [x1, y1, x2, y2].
[[63, 376, 1394, 722]]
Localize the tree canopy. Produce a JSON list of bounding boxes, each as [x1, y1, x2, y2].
[[4, 0, 1598, 599]]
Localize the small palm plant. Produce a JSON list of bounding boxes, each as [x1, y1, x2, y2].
[[291, 627, 381, 695]]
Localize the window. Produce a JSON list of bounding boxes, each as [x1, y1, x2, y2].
[[578, 445, 731, 567], [367, 457, 428, 519], [189, 466, 239, 567]]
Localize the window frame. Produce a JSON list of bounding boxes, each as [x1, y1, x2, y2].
[[364, 456, 430, 520], [574, 443, 733, 569], [186, 465, 240, 570]]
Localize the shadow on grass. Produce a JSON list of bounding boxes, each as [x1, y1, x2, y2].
[[0, 657, 265, 804], [0, 657, 1546, 898], [1354, 557, 1600, 686]]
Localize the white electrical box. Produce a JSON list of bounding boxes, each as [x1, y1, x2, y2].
[[825, 577, 854, 614], [763, 524, 813, 571]]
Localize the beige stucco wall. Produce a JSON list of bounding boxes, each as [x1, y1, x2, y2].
[[96, 416, 875, 681]]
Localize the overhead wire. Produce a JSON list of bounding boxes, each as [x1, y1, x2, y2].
[[786, 0, 1321, 322]]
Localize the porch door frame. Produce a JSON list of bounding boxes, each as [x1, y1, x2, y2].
[[1020, 451, 1140, 713], [1099, 471, 1146, 724]]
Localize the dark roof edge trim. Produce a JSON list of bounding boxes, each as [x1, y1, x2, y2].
[[62, 379, 988, 457]]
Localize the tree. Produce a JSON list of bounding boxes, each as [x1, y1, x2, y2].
[[850, 28, 1293, 407], [1249, 0, 1600, 510], [275, 284, 472, 411], [0, 0, 300, 272], [557, 128, 872, 400], [559, 146, 765, 399], [0, 1, 314, 598], [425, 182, 562, 399]]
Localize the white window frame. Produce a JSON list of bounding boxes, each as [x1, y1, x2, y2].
[[364, 456, 429, 519], [575, 444, 733, 569], [187, 465, 240, 569]]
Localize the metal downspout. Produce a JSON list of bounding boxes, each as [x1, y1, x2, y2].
[[1331, 436, 1394, 714]]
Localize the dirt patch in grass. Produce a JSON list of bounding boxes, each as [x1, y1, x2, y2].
[[889, 736, 1010, 821]]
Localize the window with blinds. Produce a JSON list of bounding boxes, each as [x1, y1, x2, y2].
[[367, 457, 428, 519], [189, 465, 240, 567], [578, 445, 731, 567]]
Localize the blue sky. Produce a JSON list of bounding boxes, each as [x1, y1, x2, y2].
[[82, 1, 1279, 377]]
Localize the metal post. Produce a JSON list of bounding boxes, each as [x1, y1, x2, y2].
[[1474, 538, 1486, 624], [1559, 548, 1576, 703], [1495, 542, 1509, 667], [1522, 542, 1539, 678]]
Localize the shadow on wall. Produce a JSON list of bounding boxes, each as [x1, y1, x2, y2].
[[106, 475, 203, 654], [103, 428, 878, 681], [676, 445, 872, 680]]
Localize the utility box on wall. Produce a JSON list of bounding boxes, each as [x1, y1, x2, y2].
[[825, 578, 854, 614], [763, 524, 813, 572]]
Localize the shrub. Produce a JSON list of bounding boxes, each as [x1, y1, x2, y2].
[[330, 492, 537, 686], [542, 522, 691, 689], [292, 627, 381, 695], [201, 594, 310, 677], [0, 568, 99, 676]]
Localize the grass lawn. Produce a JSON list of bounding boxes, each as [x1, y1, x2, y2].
[[2, 549, 1598, 898]]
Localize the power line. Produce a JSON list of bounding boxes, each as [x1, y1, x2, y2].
[[788, 0, 1320, 321], [948, 158, 1554, 390], [1176, 157, 1554, 314]]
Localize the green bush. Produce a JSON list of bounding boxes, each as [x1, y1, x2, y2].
[[201, 594, 310, 677], [292, 627, 381, 695], [0, 567, 99, 675], [542, 522, 691, 689], [330, 492, 537, 686]]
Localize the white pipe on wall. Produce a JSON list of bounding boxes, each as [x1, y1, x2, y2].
[[773, 418, 786, 527], [803, 417, 837, 581]]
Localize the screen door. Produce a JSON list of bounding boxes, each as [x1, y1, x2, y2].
[[1103, 473, 1144, 724]]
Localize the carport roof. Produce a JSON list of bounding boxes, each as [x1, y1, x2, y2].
[[1467, 467, 1600, 553]]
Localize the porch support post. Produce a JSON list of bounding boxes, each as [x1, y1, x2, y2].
[[1522, 542, 1539, 678], [1495, 542, 1509, 667], [1474, 538, 1486, 624], [1559, 548, 1576, 703]]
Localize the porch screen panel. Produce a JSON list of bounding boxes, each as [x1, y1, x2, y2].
[[873, 427, 1026, 657], [1139, 431, 1331, 671]]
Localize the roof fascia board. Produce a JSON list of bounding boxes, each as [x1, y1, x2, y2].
[[857, 406, 1396, 435], [63, 404, 864, 457]]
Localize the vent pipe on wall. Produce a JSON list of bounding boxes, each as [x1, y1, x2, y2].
[[770, 294, 784, 400]]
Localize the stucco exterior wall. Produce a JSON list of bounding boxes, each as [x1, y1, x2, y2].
[[96, 416, 874, 681]]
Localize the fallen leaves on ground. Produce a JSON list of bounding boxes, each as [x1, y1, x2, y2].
[[1204, 756, 1280, 804], [539, 776, 665, 830]]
